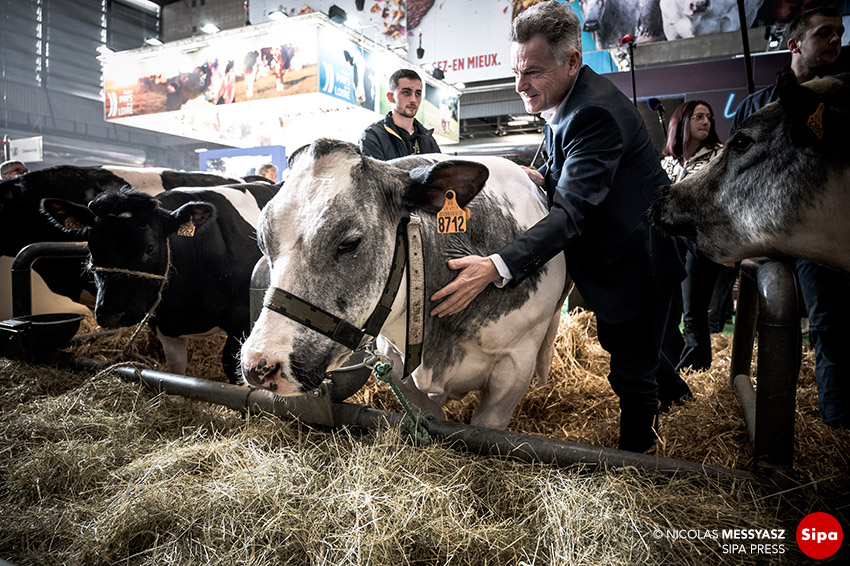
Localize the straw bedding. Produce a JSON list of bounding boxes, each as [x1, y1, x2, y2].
[[1, 309, 848, 565]]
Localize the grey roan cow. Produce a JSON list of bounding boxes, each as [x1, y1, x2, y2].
[[241, 139, 567, 429], [651, 73, 850, 272], [41, 184, 277, 383]]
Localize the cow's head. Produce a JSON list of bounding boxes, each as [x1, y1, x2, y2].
[[240, 139, 488, 395], [580, 0, 604, 32], [651, 73, 850, 267], [40, 188, 216, 328]]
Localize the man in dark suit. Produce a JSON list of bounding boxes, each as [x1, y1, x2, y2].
[[430, 1, 688, 452]]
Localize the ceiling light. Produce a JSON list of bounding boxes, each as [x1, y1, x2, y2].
[[200, 23, 220, 34], [194, 148, 208, 153], [507, 120, 530, 127]]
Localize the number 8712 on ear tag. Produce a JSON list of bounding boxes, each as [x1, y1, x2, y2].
[[436, 190, 471, 234]]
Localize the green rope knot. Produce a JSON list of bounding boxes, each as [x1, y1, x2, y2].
[[371, 359, 431, 446]]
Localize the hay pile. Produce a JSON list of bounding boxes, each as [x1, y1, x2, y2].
[[1, 309, 848, 564], [0, 360, 785, 565], [65, 310, 850, 476]]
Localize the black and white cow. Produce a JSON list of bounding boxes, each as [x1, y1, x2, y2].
[[0, 165, 242, 302], [240, 139, 567, 429], [40, 183, 278, 383], [651, 73, 850, 272]]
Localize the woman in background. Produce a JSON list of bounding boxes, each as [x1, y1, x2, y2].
[[662, 100, 735, 372]]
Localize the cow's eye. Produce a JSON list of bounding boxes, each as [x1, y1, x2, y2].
[[729, 133, 753, 153], [338, 238, 361, 255], [144, 244, 155, 256]]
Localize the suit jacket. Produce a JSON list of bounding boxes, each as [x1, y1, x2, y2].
[[498, 66, 684, 323]]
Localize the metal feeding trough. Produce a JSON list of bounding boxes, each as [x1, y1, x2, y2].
[[0, 313, 86, 360]]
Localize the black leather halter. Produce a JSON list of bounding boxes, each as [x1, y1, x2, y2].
[[262, 218, 422, 375]]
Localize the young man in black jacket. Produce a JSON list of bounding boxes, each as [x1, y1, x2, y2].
[[732, 6, 848, 429], [359, 68, 440, 160]]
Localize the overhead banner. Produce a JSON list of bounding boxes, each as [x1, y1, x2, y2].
[[103, 27, 319, 119], [249, 0, 409, 50], [101, 13, 460, 150]]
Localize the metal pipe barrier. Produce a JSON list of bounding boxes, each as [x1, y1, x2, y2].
[[729, 259, 801, 469], [11, 241, 89, 317], [64, 354, 751, 482]]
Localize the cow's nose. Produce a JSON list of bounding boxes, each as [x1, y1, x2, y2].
[[94, 309, 124, 329], [243, 357, 282, 390], [583, 20, 600, 32]]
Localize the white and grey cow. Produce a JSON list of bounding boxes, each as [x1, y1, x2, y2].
[[241, 139, 567, 429], [652, 73, 850, 272]]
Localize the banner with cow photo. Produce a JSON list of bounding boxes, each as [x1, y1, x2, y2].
[[249, 0, 409, 49], [103, 26, 319, 120]]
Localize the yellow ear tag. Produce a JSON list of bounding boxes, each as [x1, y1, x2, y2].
[[177, 220, 196, 237], [807, 102, 824, 139], [64, 217, 86, 230], [436, 190, 471, 234]]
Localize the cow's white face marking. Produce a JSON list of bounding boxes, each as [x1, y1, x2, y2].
[[243, 146, 399, 393]]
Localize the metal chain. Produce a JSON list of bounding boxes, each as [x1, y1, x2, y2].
[[363, 341, 431, 446]]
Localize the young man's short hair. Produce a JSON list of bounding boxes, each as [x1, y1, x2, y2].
[[787, 5, 840, 42], [388, 69, 422, 92]]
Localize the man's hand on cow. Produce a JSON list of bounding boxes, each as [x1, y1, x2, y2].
[[430, 255, 500, 317], [520, 165, 544, 187]]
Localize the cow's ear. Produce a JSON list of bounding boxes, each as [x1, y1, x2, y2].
[[40, 198, 94, 237], [405, 160, 489, 214], [778, 72, 834, 147], [1, 178, 22, 205], [163, 201, 216, 236]]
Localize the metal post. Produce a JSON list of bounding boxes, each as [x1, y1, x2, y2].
[[736, 0, 755, 94], [628, 42, 637, 107], [753, 260, 800, 468], [729, 260, 760, 386], [729, 259, 800, 468]]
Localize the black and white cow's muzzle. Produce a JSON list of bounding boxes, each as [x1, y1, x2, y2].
[[89, 244, 171, 329]]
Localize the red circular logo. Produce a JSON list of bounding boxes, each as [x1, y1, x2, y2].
[[796, 512, 843, 559]]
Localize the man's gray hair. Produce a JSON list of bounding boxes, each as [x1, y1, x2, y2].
[[510, 1, 582, 64]]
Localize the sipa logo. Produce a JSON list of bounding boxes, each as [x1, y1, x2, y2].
[[796, 512, 843, 559]]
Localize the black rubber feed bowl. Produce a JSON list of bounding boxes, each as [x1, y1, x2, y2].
[[15, 313, 86, 351]]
